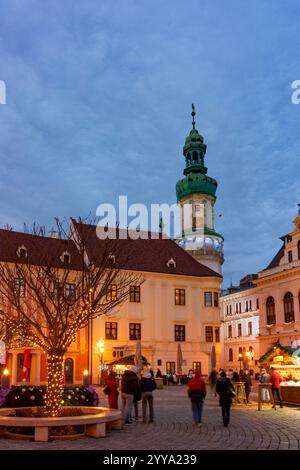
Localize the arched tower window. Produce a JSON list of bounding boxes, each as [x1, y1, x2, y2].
[[192, 151, 198, 163], [284, 292, 294, 323], [229, 348, 233, 362], [186, 153, 191, 165], [266, 296, 276, 325]]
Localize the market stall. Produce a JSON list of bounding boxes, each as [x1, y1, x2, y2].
[[258, 342, 300, 405]]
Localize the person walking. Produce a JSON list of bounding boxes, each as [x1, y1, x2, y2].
[[121, 365, 140, 425], [242, 369, 252, 403], [259, 368, 271, 402], [270, 367, 283, 408], [216, 371, 235, 427], [208, 368, 218, 397], [140, 369, 157, 423], [187, 372, 206, 427], [105, 371, 119, 409], [232, 369, 240, 383]]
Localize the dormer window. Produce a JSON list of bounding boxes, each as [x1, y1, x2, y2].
[[166, 258, 176, 268], [60, 251, 71, 264], [16, 245, 27, 258]]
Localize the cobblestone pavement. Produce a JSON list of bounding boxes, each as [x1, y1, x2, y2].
[[0, 385, 299, 450]]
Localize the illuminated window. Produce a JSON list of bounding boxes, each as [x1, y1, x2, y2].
[[106, 284, 117, 302], [166, 362, 175, 374], [13, 278, 26, 298], [192, 362, 201, 373], [175, 288, 185, 305]]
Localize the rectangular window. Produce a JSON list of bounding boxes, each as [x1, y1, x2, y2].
[[248, 322, 252, 336], [105, 322, 118, 340], [249, 300, 252, 311], [175, 324, 185, 342], [205, 326, 214, 342], [214, 292, 219, 307], [192, 362, 201, 373], [106, 284, 117, 302], [238, 323, 242, 337], [175, 288, 186, 305], [204, 292, 212, 307], [288, 250, 293, 263], [157, 359, 162, 366], [166, 361, 175, 374], [129, 285, 140, 303], [65, 283, 76, 302], [215, 327, 220, 343], [129, 323, 141, 340], [13, 278, 26, 298], [228, 325, 232, 338], [256, 298, 259, 310]]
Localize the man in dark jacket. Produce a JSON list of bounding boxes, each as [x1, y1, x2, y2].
[[140, 369, 157, 423], [121, 366, 140, 424], [242, 369, 252, 404], [216, 371, 235, 427]]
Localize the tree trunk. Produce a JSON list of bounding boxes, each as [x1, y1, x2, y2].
[[46, 353, 64, 417]]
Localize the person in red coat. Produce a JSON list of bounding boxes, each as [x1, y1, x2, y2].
[[187, 372, 206, 427], [270, 367, 283, 408], [106, 371, 119, 409]]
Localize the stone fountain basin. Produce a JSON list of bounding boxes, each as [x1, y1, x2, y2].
[[0, 406, 122, 442]]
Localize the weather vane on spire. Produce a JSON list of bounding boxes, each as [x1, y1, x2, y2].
[[191, 103, 196, 129]]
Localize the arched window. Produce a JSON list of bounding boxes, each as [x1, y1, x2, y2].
[[284, 292, 294, 323], [229, 348, 233, 362], [192, 151, 198, 163], [298, 240, 300, 260], [187, 153, 191, 164], [245, 301, 248, 312], [266, 296, 276, 325], [228, 325, 232, 338]]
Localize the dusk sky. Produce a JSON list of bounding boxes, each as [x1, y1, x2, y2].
[[0, 0, 300, 286]]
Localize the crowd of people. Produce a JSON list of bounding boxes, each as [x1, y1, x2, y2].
[[103, 365, 284, 428]]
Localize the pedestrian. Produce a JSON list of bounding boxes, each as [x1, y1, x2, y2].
[[259, 368, 271, 402], [242, 369, 252, 403], [132, 382, 142, 421], [105, 370, 119, 409], [232, 369, 240, 383], [208, 368, 217, 396], [216, 371, 235, 427], [121, 365, 140, 425], [270, 367, 283, 408], [140, 368, 157, 423], [187, 372, 206, 427], [187, 369, 194, 381], [155, 368, 162, 378]]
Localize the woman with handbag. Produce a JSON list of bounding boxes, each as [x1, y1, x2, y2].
[[105, 371, 119, 409], [216, 371, 235, 427]]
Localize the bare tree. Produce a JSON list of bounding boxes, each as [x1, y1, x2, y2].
[[0, 219, 143, 416]]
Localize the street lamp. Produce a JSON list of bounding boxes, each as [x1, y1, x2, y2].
[[238, 353, 242, 373], [95, 339, 105, 385]]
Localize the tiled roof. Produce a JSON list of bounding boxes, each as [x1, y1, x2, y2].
[[72, 220, 222, 278], [0, 229, 83, 270]]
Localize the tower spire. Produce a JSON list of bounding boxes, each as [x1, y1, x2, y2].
[[298, 201, 300, 215], [191, 103, 196, 129]]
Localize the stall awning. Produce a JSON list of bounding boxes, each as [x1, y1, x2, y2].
[[106, 354, 150, 366]]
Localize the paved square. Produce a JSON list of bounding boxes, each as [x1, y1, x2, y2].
[[0, 385, 299, 450]]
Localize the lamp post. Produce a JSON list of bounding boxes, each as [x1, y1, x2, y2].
[[238, 353, 242, 373], [95, 339, 105, 386], [1, 368, 10, 388]]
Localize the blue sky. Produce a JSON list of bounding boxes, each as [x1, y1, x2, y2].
[[0, 0, 300, 285]]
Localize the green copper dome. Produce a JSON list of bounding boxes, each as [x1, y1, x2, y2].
[[176, 105, 218, 201], [176, 172, 217, 201]]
